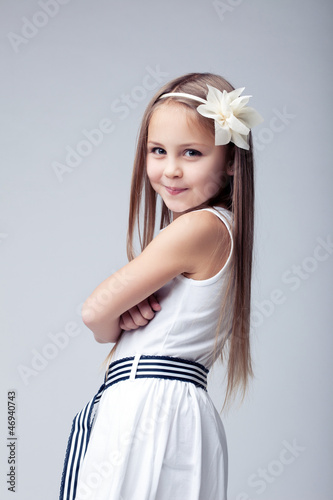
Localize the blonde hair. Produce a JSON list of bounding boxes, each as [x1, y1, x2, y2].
[[107, 72, 254, 409]]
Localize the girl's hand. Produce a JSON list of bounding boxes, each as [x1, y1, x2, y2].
[[119, 294, 161, 331]]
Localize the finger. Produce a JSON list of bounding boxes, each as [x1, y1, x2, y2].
[[120, 311, 139, 331], [119, 316, 133, 331], [137, 299, 155, 320], [128, 307, 150, 327], [120, 317, 135, 331], [148, 294, 161, 311]]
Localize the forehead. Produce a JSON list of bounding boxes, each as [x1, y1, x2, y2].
[[148, 102, 214, 143]]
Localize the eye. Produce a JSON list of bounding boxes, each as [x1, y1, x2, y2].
[[184, 149, 202, 157], [151, 147, 166, 155]]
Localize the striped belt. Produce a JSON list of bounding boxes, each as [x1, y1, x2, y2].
[[59, 354, 209, 500]]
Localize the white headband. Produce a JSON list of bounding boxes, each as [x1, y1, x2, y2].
[[160, 84, 263, 150]]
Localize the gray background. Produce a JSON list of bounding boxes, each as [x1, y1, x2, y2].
[[1, 0, 332, 498]]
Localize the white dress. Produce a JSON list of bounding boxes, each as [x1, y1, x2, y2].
[[74, 206, 233, 500]]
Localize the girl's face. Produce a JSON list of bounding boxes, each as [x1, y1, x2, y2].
[[147, 102, 232, 219]]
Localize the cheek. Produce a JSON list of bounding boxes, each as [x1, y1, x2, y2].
[[146, 160, 159, 185], [208, 153, 228, 185], [195, 162, 221, 188], [193, 163, 225, 199], [198, 174, 221, 200]]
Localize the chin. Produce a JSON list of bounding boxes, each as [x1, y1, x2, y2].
[[164, 201, 193, 215]]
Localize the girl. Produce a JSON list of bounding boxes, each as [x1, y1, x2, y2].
[[59, 72, 263, 500]]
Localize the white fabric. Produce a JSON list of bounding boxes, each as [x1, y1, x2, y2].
[[75, 206, 233, 500], [114, 206, 234, 369]]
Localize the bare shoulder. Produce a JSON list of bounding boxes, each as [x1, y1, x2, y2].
[[170, 209, 230, 247], [153, 209, 231, 277]]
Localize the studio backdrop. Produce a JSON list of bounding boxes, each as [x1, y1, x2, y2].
[[1, 1, 332, 499]]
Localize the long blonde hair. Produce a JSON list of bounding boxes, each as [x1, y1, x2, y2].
[[107, 73, 254, 409]]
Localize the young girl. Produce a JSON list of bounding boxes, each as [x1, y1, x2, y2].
[[59, 72, 263, 500]]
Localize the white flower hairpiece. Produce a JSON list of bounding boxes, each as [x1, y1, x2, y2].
[[160, 84, 263, 150]]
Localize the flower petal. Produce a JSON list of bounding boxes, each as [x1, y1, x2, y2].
[[230, 131, 250, 150], [237, 106, 264, 128], [215, 122, 231, 145], [197, 104, 220, 120], [227, 114, 250, 135], [230, 95, 251, 112], [225, 87, 245, 102], [197, 84, 263, 149], [206, 85, 225, 105]]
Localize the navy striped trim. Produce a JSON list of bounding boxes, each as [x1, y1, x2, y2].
[[105, 355, 208, 391], [59, 384, 105, 500], [59, 355, 208, 499]]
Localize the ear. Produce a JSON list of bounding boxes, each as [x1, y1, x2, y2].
[[226, 161, 234, 176], [225, 144, 235, 176]]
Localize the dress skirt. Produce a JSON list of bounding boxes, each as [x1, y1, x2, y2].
[[74, 377, 228, 500]]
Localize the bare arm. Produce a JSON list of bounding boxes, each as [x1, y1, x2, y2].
[[82, 210, 224, 343]]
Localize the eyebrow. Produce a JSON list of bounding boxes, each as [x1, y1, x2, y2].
[[147, 141, 208, 148]]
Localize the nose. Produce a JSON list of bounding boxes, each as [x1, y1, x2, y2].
[[163, 156, 183, 178]]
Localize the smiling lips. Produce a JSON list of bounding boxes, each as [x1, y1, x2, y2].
[[165, 186, 188, 195]]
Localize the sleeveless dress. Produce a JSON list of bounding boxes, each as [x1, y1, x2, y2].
[[74, 206, 234, 500]]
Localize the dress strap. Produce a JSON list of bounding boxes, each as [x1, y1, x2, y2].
[[201, 206, 233, 237]]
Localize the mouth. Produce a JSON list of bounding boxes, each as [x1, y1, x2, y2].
[[164, 186, 188, 195]]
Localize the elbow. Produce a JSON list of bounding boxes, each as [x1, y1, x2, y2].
[[81, 300, 109, 329], [81, 301, 96, 328], [92, 328, 121, 344], [81, 301, 121, 344], [93, 334, 111, 344]]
